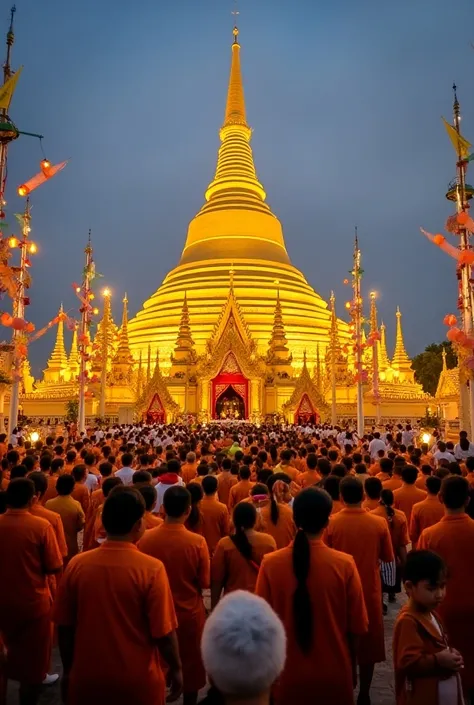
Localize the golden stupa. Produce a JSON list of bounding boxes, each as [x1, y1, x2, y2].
[[127, 28, 347, 368]]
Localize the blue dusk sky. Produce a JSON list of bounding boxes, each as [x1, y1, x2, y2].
[[4, 0, 474, 376]]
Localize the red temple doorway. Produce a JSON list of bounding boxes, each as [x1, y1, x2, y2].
[[211, 353, 249, 419], [145, 393, 166, 424], [294, 393, 319, 424]]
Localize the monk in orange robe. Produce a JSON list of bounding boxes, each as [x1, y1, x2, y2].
[[53, 485, 182, 705], [409, 475, 444, 548], [217, 457, 238, 507], [323, 475, 343, 514], [0, 479, 63, 705], [180, 452, 198, 484], [228, 466, 255, 509], [393, 466, 427, 524], [415, 464, 432, 490], [362, 477, 382, 511], [325, 476, 393, 703], [199, 475, 230, 554], [256, 487, 368, 705], [297, 452, 321, 488], [83, 462, 116, 550], [139, 485, 209, 705], [418, 476, 474, 698], [46, 474, 85, 565]]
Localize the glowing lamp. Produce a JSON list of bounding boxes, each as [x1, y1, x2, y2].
[[345, 301, 351, 309], [30, 431, 40, 443], [75, 286, 81, 293], [89, 293, 95, 300], [28, 242, 37, 254], [8, 236, 18, 248], [370, 291, 377, 299], [40, 158, 51, 171], [17, 184, 29, 197], [93, 307, 99, 315], [421, 432, 431, 445], [102, 287, 111, 297]]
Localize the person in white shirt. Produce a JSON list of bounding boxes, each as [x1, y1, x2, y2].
[[432, 441, 455, 468], [368, 432, 386, 460], [114, 452, 134, 486], [401, 424, 414, 447], [454, 431, 474, 461]]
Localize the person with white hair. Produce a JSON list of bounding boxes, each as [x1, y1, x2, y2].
[[201, 590, 286, 704]]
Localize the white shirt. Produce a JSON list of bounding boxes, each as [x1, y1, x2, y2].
[[402, 430, 414, 446], [454, 442, 474, 461], [433, 450, 455, 467], [154, 477, 185, 514], [85, 473, 98, 492], [114, 466, 134, 486], [430, 614, 459, 705], [368, 438, 386, 459]]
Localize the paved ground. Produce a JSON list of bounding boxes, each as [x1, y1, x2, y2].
[[6, 595, 402, 705]]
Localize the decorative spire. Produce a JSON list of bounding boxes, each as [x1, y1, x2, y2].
[[111, 293, 134, 380], [171, 293, 196, 369], [267, 287, 291, 366], [155, 347, 160, 373], [68, 325, 79, 378], [136, 350, 143, 400], [44, 304, 68, 382], [314, 342, 322, 392], [369, 291, 380, 369], [379, 321, 390, 372], [326, 291, 343, 362], [442, 347, 447, 372], [91, 289, 117, 372], [224, 26, 247, 128], [392, 307, 410, 366]]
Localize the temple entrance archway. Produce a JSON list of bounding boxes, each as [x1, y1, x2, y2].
[[145, 393, 166, 424], [211, 352, 249, 419], [295, 393, 319, 425]]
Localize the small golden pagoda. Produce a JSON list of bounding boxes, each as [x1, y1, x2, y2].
[[20, 27, 430, 425]]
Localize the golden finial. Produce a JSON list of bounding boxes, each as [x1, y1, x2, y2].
[[123, 292, 128, 305], [232, 0, 239, 43]]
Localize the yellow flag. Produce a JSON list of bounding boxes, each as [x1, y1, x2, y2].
[[442, 117, 472, 159], [0, 66, 23, 110]]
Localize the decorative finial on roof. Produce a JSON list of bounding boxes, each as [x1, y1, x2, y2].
[[232, 0, 239, 44]]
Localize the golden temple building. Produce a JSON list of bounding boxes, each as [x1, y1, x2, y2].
[[20, 28, 431, 425]]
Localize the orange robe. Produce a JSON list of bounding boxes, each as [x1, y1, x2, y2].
[[53, 542, 177, 705], [138, 524, 209, 694], [382, 476, 403, 492], [200, 495, 230, 554], [297, 470, 321, 488], [370, 505, 410, 559], [325, 507, 394, 664], [258, 502, 296, 549], [393, 484, 427, 524], [0, 509, 63, 684], [144, 512, 163, 530], [228, 479, 255, 509], [180, 462, 197, 484], [45, 495, 85, 564], [256, 539, 368, 705], [71, 482, 90, 515], [409, 495, 444, 548], [418, 513, 474, 689], [393, 603, 464, 705], [331, 499, 343, 515], [362, 498, 379, 512], [41, 474, 59, 504], [212, 531, 276, 595], [216, 472, 238, 507], [83, 489, 105, 551]]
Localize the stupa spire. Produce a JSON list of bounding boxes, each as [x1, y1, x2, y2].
[[91, 289, 116, 373], [224, 25, 247, 128], [68, 325, 79, 378], [111, 294, 134, 380], [379, 321, 390, 372], [326, 291, 343, 363], [171, 292, 196, 367], [392, 306, 411, 367], [44, 304, 68, 382], [267, 286, 292, 369]]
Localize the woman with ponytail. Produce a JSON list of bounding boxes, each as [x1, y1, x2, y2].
[[371, 488, 409, 606], [211, 501, 276, 609], [256, 488, 368, 705], [258, 476, 296, 549]]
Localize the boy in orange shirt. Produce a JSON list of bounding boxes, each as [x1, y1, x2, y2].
[[409, 475, 444, 548], [393, 550, 464, 705], [199, 475, 230, 554], [393, 466, 427, 525]]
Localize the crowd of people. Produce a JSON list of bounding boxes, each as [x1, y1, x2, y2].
[[0, 420, 473, 705]]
